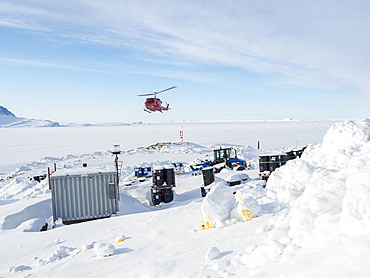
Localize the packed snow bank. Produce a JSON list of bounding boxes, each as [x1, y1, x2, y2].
[[2, 199, 52, 230], [267, 119, 370, 247], [3, 120, 370, 277], [201, 182, 261, 229], [16, 218, 47, 232]]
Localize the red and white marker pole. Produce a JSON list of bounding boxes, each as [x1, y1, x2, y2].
[[180, 126, 184, 142]]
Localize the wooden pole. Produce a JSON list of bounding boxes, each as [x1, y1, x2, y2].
[[48, 167, 51, 190], [115, 154, 120, 200]]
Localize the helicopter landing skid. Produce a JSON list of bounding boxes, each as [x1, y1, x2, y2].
[[143, 108, 152, 113]]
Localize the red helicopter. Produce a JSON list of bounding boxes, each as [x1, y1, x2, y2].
[[137, 86, 176, 113]]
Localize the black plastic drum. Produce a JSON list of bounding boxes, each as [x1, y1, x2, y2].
[[162, 188, 174, 203], [202, 167, 215, 187], [280, 154, 287, 166], [293, 148, 306, 158], [269, 155, 281, 172], [201, 187, 207, 197], [151, 188, 161, 206], [259, 155, 270, 172], [164, 166, 176, 187], [152, 166, 165, 187], [286, 150, 295, 161]]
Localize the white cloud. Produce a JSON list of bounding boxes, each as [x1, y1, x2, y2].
[[0, 57, 104, 73], [1, 0, 370, 94]]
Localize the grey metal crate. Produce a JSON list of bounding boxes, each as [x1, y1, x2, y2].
[[50, 171, 119, 224]]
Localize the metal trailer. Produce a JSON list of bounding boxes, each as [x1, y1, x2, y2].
[[50, 171, 119, 225]]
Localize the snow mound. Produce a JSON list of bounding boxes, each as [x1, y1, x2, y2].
[[39, 246, 75, 264], [267, 119, 370, 247], [205, 247, 220, 261], [93, 243, 115, 257], [201, 182, 260, 229], [8, 265, 32, 274], [2, 199, 52, 230], [16, 218, 47, 232]]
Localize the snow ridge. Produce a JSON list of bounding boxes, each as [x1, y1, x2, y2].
[[0, 105, 16, 117], [267, 119, 370, 247]]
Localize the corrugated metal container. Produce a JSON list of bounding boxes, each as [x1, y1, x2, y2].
[[50, 171, 119, 224]]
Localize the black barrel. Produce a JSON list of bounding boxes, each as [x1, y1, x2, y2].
[[201, 187, 207, 197], [151, 188, 161, 206], [162, 188, 174, 203], [286, 150, 295, 161], [164, 165, 176, 187], [280, 154, 288, 166], [259, 155, 270, 172], [152, 165, 165, 187], [202, 167, 215, 187], [287, 146, 307, 160], [269, 155, 281, 172], [294, 147, 307, 158]]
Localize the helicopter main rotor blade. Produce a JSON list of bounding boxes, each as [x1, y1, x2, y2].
[[154, 86, 177, 94], [137, 86, 176, 97], [137, 93, 156, 97]]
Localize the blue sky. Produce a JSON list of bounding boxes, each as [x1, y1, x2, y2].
[[0, 0, 369, 123]]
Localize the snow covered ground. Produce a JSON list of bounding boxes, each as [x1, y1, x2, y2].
[[0, 120, 335, 173], [1, 119, 370, 277]]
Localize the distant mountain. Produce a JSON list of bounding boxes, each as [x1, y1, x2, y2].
[[0, 106, 16, 117], [0, 105, 136, 128], [0, 105, 60, 128]]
